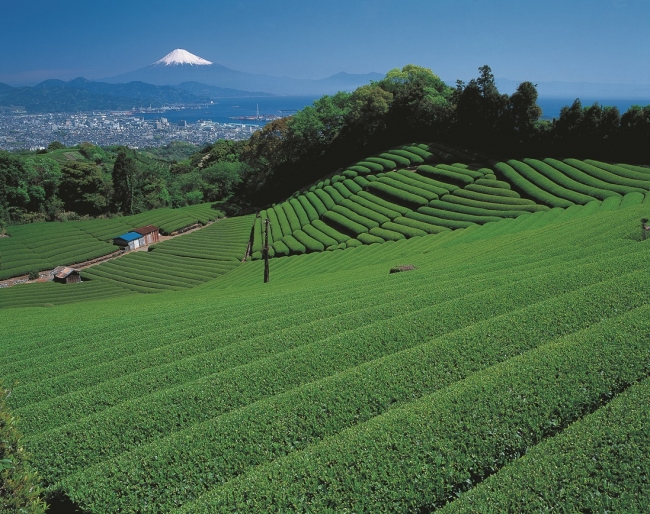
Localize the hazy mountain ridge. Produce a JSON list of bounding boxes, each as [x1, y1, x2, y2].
[[0, 79, 274, 113], [496, 77, 650, 99]]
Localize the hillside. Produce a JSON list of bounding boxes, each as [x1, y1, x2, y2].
[[0, 78, 277, 113], [1, 143, 650, 512]]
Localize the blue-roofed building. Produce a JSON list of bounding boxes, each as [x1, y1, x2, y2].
[[113, 231, 146, 250]]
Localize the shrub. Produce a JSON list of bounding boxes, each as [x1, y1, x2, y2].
[[297, 196, 319, 223], [544, 158, 641, 195], [356, 191, 411, 215], [475, 178, 511, 189], [357, 233, 385, 244], [28, 270, 40, 280], [389, 149, 424, 165], [311, 220, 348, 243], [282, 234, 306, 255], [0, 383, 48, 514], [326, 208, 375, 232], [273, 205, 292, 237], [271, 240, 290, 257], [523, 158, 619, 201], [380, 153, 410, 167], [293, 230, 325, 253], [304, 192, 328, 216], [331, 182, 353, 199], [400, 145, 432, 159], [339, 200, 390, 225], [368, 226, 406, 241], [302, 224, 338, 247], [353, 176, 371, 188], [282, 202, 302, 232], [393, 216, 450, 234], [366, 157, 397, 170], [380, 221, 426, 238], [417, 165, 473, 186], [564, 159, 650, 193], [314, 189, 336, 210], [342, 179, 362, 194], [386, 172, 446, 197], [395, 170, 456, 193], [356, 161, 384, 173], [493, 162, 574, 208], [389, 264, 417, 274], [367, 182, 428, 209], [322, 211, 370, 236], [349, 166, 371, 174], [453, 189, 534, 206], [347, 196, 400, 220], [289, 198, 310, 227], [465, 184, 520, 198], [324, 185, 346, 204], [507, 160, 596, 204]]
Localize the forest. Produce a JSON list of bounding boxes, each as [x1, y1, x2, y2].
[[1, 64, 649, 228]]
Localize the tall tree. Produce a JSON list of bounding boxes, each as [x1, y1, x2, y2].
[[112, 150, 138, 214]]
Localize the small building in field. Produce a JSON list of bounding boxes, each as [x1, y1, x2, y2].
[[134, 225, 160, 245], [53, 267, 81, 284], [113, 231, 146, 250]]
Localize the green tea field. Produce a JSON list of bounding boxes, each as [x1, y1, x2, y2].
[[2, 144, 650, 512]]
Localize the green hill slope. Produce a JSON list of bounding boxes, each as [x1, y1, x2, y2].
[[2, 192, 650, 512], [249, 143, 649, 259]]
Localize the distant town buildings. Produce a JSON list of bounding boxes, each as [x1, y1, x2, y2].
[[0, 111, 260, 151]]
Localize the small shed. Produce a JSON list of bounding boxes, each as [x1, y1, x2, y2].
[[53, 267, 81, 284], [134, 225, 160, 245], [113, 231, 146, 250]]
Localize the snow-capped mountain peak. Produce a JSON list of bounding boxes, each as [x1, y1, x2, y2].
[[153, 49, 213, 66]]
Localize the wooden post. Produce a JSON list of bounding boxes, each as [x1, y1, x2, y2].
[[263, 218, 270, 283]]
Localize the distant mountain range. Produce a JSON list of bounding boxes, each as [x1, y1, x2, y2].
[[0, 49, 384, 113], [0, 78, 274, 113], [101, 49, 384, 96]]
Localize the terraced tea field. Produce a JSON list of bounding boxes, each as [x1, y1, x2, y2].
[[249, 144, 649, 259], [0, 202, 220, 281], [2, 142, 650, 512], [2, 186, 650, 512]]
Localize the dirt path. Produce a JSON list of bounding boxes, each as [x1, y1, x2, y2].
[[0, 220, 217, 289]]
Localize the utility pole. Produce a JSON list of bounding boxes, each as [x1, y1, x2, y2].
[[263, 218, 271, 283]]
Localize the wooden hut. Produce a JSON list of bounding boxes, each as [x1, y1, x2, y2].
[[113, 231, 146, 250], [134, 225, 160, 245], [53, 267, 81, 284]]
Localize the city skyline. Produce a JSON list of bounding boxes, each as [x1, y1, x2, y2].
[[1, 0, 649, 88]]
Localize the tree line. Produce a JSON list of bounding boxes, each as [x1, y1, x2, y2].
[[2, 64, 649, 227]]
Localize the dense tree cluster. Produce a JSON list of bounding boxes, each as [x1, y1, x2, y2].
[[1, 64, 649, 226], [0, 140, 245, 226]]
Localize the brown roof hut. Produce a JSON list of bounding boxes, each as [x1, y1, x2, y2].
[[53, 267, 81, 284], [134, 225, 160, 246]]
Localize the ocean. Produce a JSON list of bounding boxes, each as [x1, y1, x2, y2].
[[537, 97, 650, 120], [133, 95, 650, 127], [134, 95, 320, 127]]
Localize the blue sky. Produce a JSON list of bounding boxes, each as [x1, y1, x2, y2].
[[1, 0, 648, 86]]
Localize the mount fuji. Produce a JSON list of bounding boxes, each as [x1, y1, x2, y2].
[[102, 49, 383, 96]]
